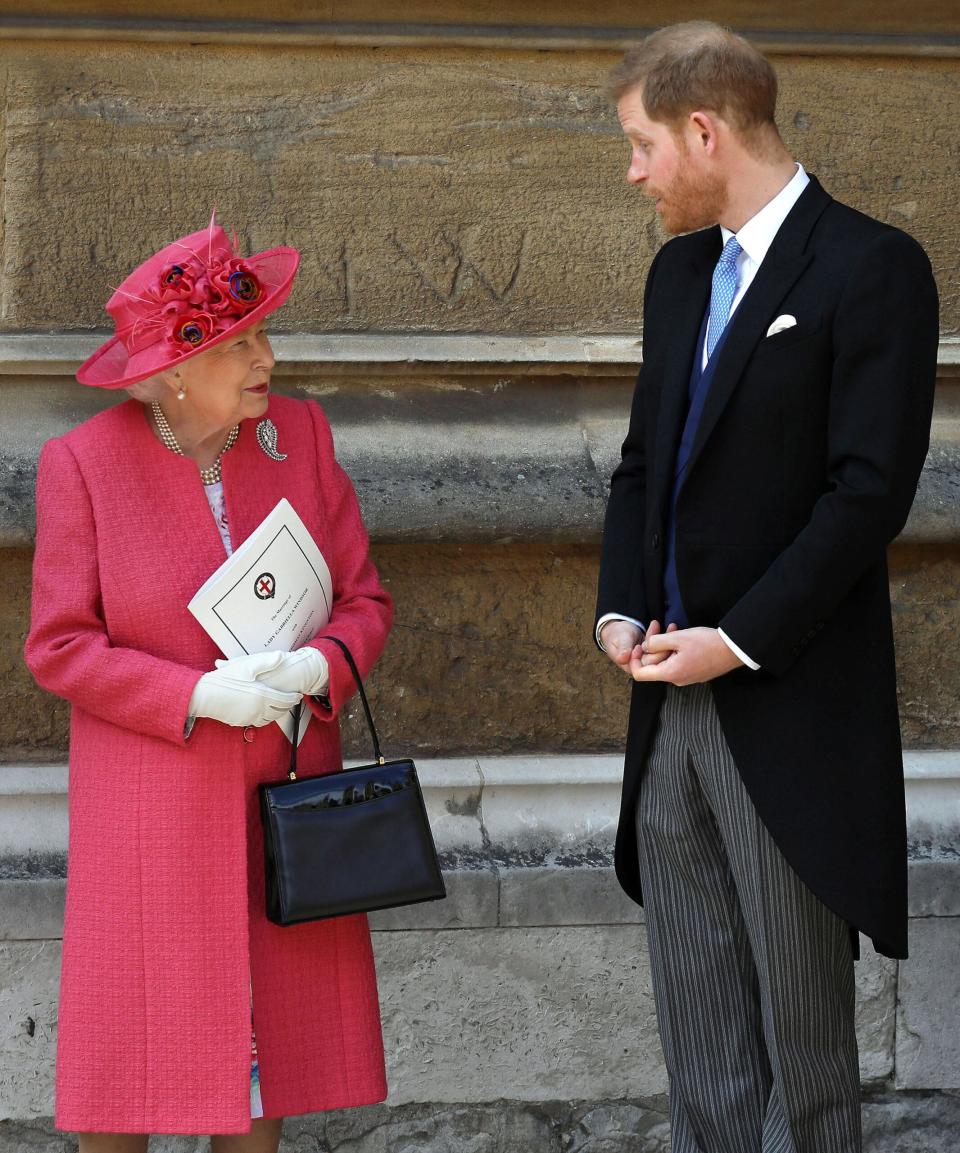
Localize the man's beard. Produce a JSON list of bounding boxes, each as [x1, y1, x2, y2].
[[653, 159, 727, 236]]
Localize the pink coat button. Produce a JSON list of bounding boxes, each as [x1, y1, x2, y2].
[[243, 727, 255, 743]]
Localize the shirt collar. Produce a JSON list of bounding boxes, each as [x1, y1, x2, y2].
[[720, 164, 810, 266]]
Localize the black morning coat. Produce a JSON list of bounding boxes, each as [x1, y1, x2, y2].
[[596, 176, 939, 960]]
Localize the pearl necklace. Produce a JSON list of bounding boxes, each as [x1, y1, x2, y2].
[[151, 402, 239, 486]]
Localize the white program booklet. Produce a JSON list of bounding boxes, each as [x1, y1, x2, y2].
[[188, 498, 333, 744]]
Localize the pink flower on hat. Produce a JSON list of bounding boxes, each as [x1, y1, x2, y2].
[[158, 263, 261, 349], [158, 263, 197, 301], [166, 307, 218, 351], [208, 259, 263, 315]]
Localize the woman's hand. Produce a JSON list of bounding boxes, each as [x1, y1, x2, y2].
[[188, 666, 302, 728], [215, 648, 330, 697]]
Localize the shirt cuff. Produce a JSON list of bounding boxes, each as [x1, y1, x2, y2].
[[718, 628, 760, 671], [596, 613, 647, 652]]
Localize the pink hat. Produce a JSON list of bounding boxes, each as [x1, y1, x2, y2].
[[77, 216, 300, 389]]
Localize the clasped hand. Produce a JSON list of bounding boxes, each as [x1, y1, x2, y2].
[[189, 648, 330, 728], [601, 619, 742, 685]]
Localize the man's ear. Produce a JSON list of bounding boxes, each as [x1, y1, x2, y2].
[[688, 110, 722, 156]]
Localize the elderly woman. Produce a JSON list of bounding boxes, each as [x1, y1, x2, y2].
[[25, 221, 392, 1153]]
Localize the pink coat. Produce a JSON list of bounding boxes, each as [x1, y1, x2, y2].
[[25, 394, 393, 1134]]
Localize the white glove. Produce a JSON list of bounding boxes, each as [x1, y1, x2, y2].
[[188, 666, 302, 728], [214, 647, 330, 698]]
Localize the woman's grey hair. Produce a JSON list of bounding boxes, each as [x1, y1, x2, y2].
[[125, 372, 172, 403]]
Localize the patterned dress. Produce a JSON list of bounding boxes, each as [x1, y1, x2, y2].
[[203, 480, 262, 1120]]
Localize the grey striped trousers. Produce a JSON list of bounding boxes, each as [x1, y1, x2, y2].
[[636, 684, 861, 1153]]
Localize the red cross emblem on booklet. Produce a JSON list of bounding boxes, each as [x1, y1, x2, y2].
[[254, 572, 276, 600]]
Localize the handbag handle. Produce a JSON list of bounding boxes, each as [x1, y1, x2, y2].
[[324, 636, 384, 765], [286, 636, 385, 778], [287, 701, 304, 779]]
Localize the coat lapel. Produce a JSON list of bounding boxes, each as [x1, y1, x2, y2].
[[651, 230, 717, 518], [682, 176, 832, 482], [220, 413, 278, 549]]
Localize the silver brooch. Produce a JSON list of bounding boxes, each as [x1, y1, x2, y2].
[[256, 418, 287, 462]]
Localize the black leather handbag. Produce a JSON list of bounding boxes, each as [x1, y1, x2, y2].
[[259, 637, 446, 926]]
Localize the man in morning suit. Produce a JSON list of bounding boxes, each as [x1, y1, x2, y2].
[[595, 22, 938, 1153]]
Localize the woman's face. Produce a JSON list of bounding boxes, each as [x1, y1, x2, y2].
[[171, 321, 276, 430]]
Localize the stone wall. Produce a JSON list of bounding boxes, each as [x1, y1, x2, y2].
[[1, 754, 959, 1149], [0, 6, 958, 1150], [0, 43, 957, 335]]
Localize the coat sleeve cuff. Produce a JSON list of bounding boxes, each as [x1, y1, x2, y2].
[[717, 628, 760, 671], [304, 640, 351, 722]]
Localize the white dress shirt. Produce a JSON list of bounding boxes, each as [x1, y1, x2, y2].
[[597, 165, 811, 669]]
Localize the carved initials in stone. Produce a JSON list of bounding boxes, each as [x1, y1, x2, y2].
[[390, 227, 529, 305], [322, 242, 354, 315]]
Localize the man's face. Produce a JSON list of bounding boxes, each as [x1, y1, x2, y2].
[[617, 87, 727, 235]]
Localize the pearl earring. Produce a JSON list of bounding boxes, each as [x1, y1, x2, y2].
[[176, 386, 186, 400]]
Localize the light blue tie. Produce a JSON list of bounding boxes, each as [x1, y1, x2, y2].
[[706, 236, 742, 360]]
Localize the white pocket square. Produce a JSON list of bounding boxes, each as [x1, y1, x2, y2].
[[766, 314, 797, 337]]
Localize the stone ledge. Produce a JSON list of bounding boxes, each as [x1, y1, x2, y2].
[[1, 372, 959, 547], [4, 751, 955, 854], [0, 333, 646, 377], [1, 752, 956, 939], [0, 16, 957, 59], [1, 332, 958, 376], [4, 858, 956, 941]]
